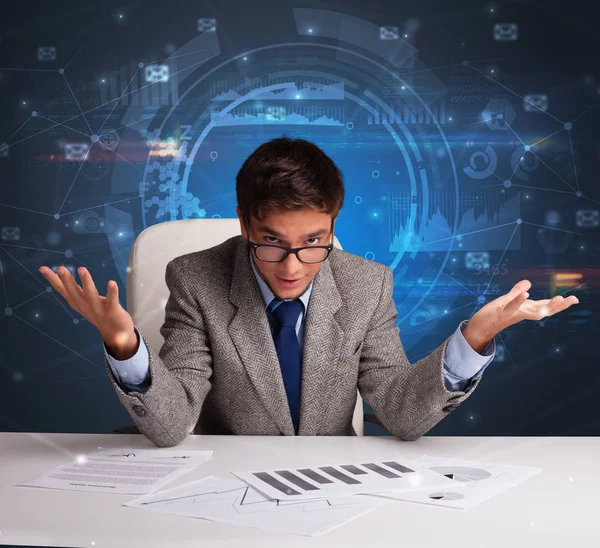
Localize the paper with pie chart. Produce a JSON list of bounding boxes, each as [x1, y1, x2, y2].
[[123, 475, 388, 537], [368, 455, 542, 510]]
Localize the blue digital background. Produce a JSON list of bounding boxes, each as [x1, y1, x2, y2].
[[0, 0, 598, 437]]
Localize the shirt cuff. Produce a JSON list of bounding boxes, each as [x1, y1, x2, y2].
[[103, 326, 150, 386], [443, 319, 496, 391]]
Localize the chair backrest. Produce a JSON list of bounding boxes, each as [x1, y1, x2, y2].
[[126, 218, 364, 436]]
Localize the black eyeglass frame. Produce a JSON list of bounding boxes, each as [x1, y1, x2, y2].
[[245, 219, 335, 264]]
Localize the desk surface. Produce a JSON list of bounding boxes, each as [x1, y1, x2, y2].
[[0, 433, 597, 547]]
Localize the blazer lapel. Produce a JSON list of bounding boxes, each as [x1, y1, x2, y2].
[[297, 253, 343, 435], [228, 236, 295, 435], [228, 236, 343, 436]]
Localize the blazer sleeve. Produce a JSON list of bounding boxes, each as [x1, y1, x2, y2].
[[103, 258, 213, 447], [356, 265, 484, 441]]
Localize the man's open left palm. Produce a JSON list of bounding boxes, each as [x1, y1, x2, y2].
[[468, 279, 580, 343]]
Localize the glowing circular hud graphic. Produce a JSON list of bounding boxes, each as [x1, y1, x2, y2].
[[106, 10, 460, 325]]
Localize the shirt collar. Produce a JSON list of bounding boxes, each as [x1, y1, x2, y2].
[[249, 249, 313, 312]]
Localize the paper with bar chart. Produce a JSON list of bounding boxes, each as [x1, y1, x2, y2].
[[369, 455, 542, 510], [232, 458, 456, 501], [123, 475, 388, 537]]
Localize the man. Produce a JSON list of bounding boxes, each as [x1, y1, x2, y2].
[[38, 137, 578, 447]]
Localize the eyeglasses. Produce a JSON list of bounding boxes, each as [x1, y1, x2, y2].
[[246, 220, 334, 264]]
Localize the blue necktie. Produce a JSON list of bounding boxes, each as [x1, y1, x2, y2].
[[269, 298, 303, 433]]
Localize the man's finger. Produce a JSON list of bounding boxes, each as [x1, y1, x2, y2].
[[58, 266, 85, 308], [510, 279, 532, 297], [500, 279, 532, 305], [106, 280, 119, 308], [39, 266, 70, 302], [503, 290, 528, 316], [78, 267, 99, 303], [546, 295, 579, 317]]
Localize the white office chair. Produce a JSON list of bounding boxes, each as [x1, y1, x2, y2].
[[116, 218, 366, 436]]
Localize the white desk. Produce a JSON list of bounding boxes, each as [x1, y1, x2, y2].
[[0, 433, 596, 547]]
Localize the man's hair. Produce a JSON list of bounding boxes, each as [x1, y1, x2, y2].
[[236, 135, 345, 224]]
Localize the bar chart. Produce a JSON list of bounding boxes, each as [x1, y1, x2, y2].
[[233, 459, 455, 501]]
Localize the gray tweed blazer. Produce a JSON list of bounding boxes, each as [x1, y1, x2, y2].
[[103, 235, 481, 447]]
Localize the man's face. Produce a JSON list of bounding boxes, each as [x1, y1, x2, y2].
[[236, 206, 334, 300]]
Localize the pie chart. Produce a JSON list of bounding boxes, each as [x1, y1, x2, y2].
[[430, 466, 492, 483], [428, 492, 465, 501]]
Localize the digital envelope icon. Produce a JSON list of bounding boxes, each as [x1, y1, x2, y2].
[[465, 252, 490, 271], [197, 18, 216, 32], [37, 46, 56, 61], [493, 23, 518, 41], [65, 143, 89, 161], [379, 26, 399, 40], [576, 209, 599, 228], [1, 226, 20, 241], [145, 65, 169, 83], [524, 94, 549, 113]]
